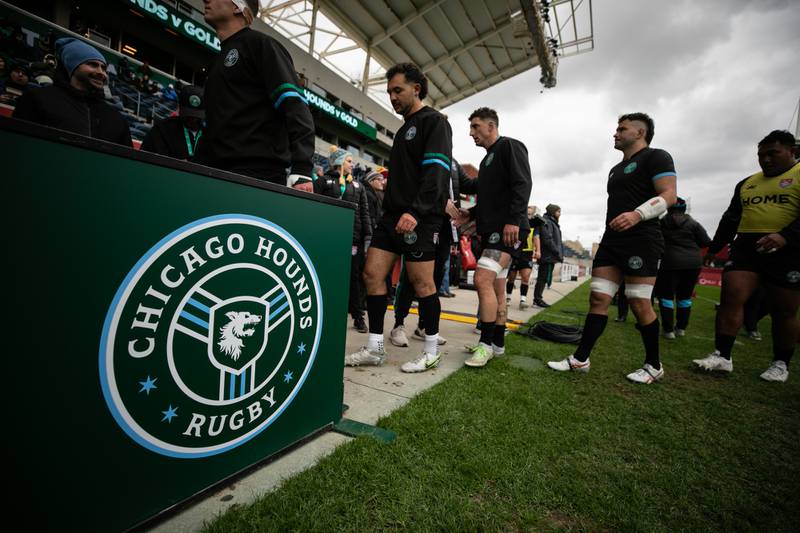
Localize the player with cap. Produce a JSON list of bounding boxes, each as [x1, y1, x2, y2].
[[141, 86, 206, 160], [13, 37, 131, 146], [547, 112, 677, 384], [196, 0, 315, 191]]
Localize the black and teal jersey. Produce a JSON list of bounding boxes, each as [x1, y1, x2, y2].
[[601, 147, 676, 244], [195, 27, 315, 183], [383, 106, 452, 222], [460, 136, 532, 235]]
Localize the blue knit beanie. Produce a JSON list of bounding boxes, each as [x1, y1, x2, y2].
[[55, 38, 106, 78], [328, 145, 350, 167]]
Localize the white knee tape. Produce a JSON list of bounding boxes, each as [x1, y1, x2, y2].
[[477, 256, 503, 275], [625, 283, 654, 300], [590, 277, 619, 297]]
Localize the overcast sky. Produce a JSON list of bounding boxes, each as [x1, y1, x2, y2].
[[442, 0, 800, 248]]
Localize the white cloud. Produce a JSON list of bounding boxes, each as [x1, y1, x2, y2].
[[443, 0, 800, 248]]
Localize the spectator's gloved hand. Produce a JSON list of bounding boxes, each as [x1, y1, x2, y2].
[[288, 174, 313, 192]]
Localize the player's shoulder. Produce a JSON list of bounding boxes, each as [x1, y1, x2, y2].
[[641, 147, 673, 160], [499, 136, 528, 152]]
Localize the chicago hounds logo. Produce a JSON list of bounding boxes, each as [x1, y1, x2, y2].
[[224, 48, 239, 67], [99, 215, 322, 458]]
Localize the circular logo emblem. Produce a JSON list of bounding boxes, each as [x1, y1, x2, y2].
[[628, 255, 643, 270], [224, 48, 239, 67], [99, 215, 322, 458], [405, 126, 417, 141], [484, 153, 495, 167], [488, 232, 501, 244], [623, 162, 638, 174], [188, 95, 201, 108], [403, 231, 418, 245], [787, 271, 800, 284]]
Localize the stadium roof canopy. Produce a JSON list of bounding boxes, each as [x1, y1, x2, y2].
[[260, 0, 594, 109]]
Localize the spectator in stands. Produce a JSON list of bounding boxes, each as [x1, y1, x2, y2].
[[140, 85, 205, 160], [314, 146, 372, 333], [163, 83, 178, 102], [313, 165, 324, 180], [13, 38, 132, 147], [533, 204, 564, 307], [138, 60, 152, 80], [0, 61, 31, 104], [653, 197, 712, 339], [30, 53, 56, 81], [363, 169, 385, 231], [32, 30, 54, 62], [118, 56, 135, 84], [196, 0, 315, 192]]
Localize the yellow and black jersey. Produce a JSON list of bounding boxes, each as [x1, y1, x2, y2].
[[709, 162, 800, 252], [738, 163, 800, 233]]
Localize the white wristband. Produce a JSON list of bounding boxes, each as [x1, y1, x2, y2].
[[634, 196, 667, 221]]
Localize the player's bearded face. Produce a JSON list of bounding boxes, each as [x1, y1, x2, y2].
[[387, 74, 417, 115]]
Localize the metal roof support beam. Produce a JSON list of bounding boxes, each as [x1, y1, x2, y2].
[[308, 0, 318, 54], [419, 17, 514, 73], [370, 0, 448, 47], [435, 57, 535, 108], [362, 48, 371, 93], [261, 0, 305, 16]]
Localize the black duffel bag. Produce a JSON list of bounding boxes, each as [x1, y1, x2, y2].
[[515, 321, 582, 344]]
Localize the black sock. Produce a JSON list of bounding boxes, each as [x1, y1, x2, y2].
[[479, 321, 495, 345], [773, 346, 794, 366], [676, 308, 691, 329], [638, 319, 661, 369], [367, 295, 387, 335], [520, 284, 529, 297], [506, 281, 514, 295], [417, 293, 440, 336], [715, 332, 735, 359], [574, 313, 608, 361], [493, 324, 506, 348], [659, 303, 674, 332]]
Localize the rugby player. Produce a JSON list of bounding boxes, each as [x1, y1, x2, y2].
[[694, 130, 799, 382], [197, 0, 315, 191], [548, 113, 677, 383], [345, 63, 452, 373], [506, 206, 541, 309], [458, 108, 533, 368]]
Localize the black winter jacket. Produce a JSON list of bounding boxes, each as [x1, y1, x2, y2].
[[314, 170, 372, 245], [12, 80, 132, 147], [659, 212, 712, 270], [538, 213, 563, 263]]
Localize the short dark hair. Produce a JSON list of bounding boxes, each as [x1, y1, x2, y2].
[[758, 130, 796, 148], [385, 62, 428, 100], [619, 112, 655, 144], [469, 107, 499, 127]]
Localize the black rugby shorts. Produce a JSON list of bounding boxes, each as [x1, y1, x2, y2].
[[724, 235, 800, 290], [593, 237, 663, 277], [370, 215, 439, 262]]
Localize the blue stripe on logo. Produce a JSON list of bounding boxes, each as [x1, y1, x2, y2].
[[422, 159, 451, 171], [229, 373, 235, 400], [269, 300, 290, 321], [652, 172, 676, 181], [180, 310, 209, 330], [677, 299, 693, 308], [273, 91, 308, 109], [240, 368, 246, 396], [187, 298, 210, 314]]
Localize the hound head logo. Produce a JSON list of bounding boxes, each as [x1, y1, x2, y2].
[[218, 311, 262, 361], [209, 297, 269, 373]]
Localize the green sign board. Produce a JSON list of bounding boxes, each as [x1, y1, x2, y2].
[[123, 0, 221, 52], [6, 120, 352, 531], [304, 88, 378, 140]]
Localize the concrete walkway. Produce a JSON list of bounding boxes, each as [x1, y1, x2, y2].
[[149, 276, 586, 532]]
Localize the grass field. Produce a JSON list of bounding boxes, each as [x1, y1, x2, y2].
[[204, 282, 799, 532]]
